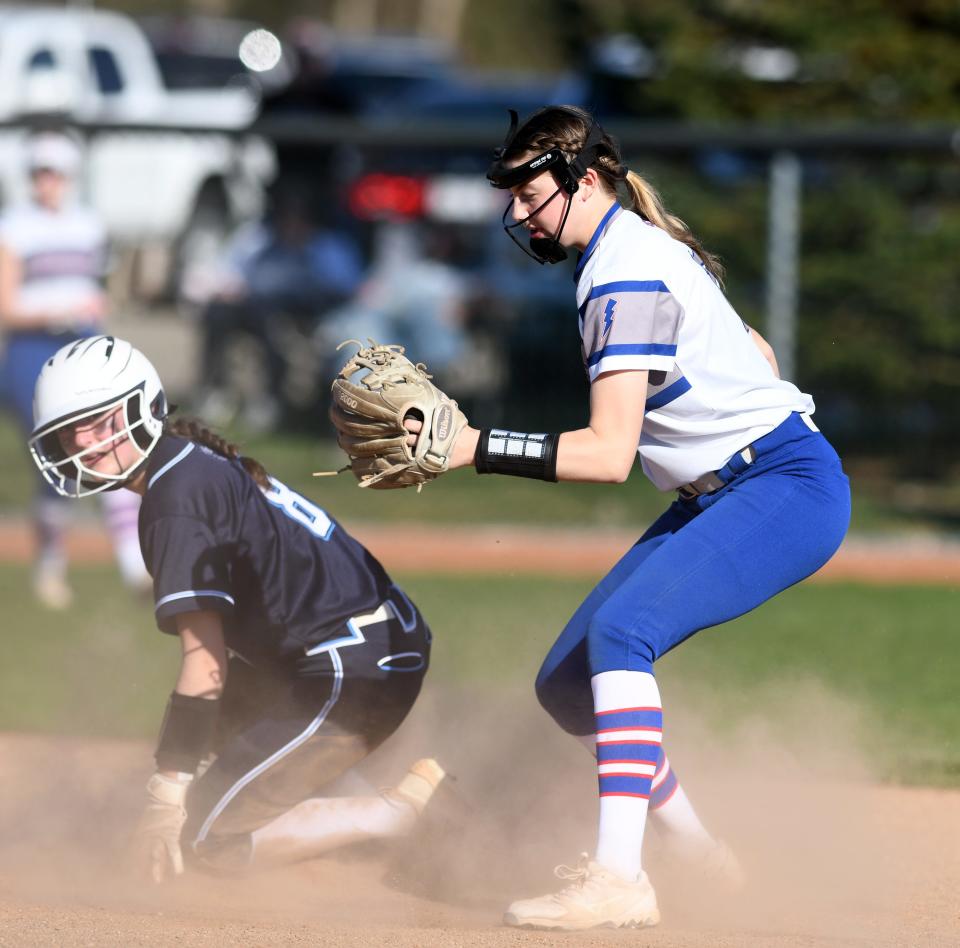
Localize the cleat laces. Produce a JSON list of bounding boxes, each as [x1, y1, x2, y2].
[[548, 853, 592, 901]]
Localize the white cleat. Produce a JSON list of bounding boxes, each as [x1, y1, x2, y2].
[[380, 758, 474, 900], [700, 838, 746, 891], [33, 566, 73, 610], [504, 854, 661, 931], [662, 836, 746, 892]]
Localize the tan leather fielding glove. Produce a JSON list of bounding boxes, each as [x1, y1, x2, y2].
[[328, 340, 468, 491]]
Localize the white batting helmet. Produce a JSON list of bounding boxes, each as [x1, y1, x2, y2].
[[29, 336, 168, 498]]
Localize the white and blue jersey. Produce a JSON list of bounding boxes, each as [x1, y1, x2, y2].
[[0, 202, 106, 317], [0, 202, 104, 433], [575, 202, 813, 490], [139, 435, 412, 668], [534, 203, 851, 735]]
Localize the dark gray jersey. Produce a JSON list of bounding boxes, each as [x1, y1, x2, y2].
[[140, 435, 397, 667]]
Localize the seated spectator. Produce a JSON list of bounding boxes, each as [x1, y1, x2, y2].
[[191, 186, 364, 429], [317, 221, 469, 387]]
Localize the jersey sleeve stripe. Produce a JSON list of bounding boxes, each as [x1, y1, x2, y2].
[[578, 280, 671, 318], [156, 589, 236, 608], [591, 279, 669, 298], [587, 343, 677, 368], [645, 375, 692, 412], [147, 442, 195, 489]]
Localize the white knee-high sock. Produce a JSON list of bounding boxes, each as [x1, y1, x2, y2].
[[34, 497, 68, 572], [592, 670, 662, 881], [250, 794, 418, 866]]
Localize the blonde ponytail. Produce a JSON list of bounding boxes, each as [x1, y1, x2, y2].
[[623, 170, 725, 285]]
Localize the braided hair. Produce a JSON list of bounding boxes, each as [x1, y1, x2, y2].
[[164, 417, 271, 490], [503, 106, 724, 283]]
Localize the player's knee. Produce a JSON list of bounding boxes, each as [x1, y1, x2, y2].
[[534, 667, 594, 736], [585, 614, 657, 673]]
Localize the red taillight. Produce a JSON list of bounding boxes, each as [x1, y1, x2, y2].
[[348, 174, 425, 219]]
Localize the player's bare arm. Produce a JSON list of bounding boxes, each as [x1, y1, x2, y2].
[[746, 325, 780, 378], [129, 610, 227, 882], [404, 370, 647, 482], [173, 610, 228, 702], [0, 243, 30, 329], [554, 369, 647, 483]]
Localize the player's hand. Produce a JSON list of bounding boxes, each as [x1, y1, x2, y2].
[[129, 772, 191, 884], [74, 295, 108, 322], [403, 416, 479, 470]]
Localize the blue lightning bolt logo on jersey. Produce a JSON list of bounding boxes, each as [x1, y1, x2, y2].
[[602, 298, 617, 338]]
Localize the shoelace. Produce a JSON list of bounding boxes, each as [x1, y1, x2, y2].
[[552, 853, 591, 891]]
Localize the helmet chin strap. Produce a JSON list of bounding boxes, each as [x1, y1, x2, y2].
[[501, 185, 574, 265]]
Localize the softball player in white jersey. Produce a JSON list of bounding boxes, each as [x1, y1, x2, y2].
[[0, 132, 148, 606], [440, 105, 851, 930]]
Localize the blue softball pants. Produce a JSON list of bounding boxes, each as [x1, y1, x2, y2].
[[535, 412, 851, 736]]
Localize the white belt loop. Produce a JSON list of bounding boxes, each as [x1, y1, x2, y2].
[[678, 444, 755, 500], [679, 412, 816, 502], [677, 471, 725, 500]]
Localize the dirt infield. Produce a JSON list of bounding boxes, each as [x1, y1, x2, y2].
[[2, 518, 960, 583], [1, 716, 959, 948], [1, 520, 958, 945]]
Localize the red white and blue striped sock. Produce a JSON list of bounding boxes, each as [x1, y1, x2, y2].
[[592, 670, 662, 881], [649, 748, 679, 809], [649, 748, 715, 845]]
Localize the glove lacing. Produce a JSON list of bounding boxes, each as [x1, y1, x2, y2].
[[337, 339, 432, 390]]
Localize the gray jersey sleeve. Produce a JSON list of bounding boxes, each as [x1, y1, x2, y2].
[[580, 280, 683, 382]]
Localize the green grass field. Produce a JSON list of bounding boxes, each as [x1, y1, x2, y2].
[[1, 562, 956, 787], [2, 415, 959, 533]]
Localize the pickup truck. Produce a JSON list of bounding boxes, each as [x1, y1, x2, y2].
[[0, 5, 279, 300]]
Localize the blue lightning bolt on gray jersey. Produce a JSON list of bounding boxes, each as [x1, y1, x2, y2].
[[139, 435, 399, 665]]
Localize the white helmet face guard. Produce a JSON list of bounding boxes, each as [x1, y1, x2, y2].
[[29, 385, 160, 498]]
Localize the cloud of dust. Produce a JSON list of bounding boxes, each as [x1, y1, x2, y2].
[[0, 669, 934, 943], [641, 673, 909, 941], [362, 670, 922, 943]]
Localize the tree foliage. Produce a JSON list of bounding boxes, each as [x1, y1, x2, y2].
[[110, 0, 960, 460]]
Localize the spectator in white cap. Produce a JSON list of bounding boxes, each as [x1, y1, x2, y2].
[[0, 130, 150, 607], [28, 131, 82, 177]]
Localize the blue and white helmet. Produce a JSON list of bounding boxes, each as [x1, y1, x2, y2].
[[29, 336, 167, 498]]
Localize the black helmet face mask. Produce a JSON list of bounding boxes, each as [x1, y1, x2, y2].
[[486, 109, 606, 265], [499, 183, 573, 265]]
